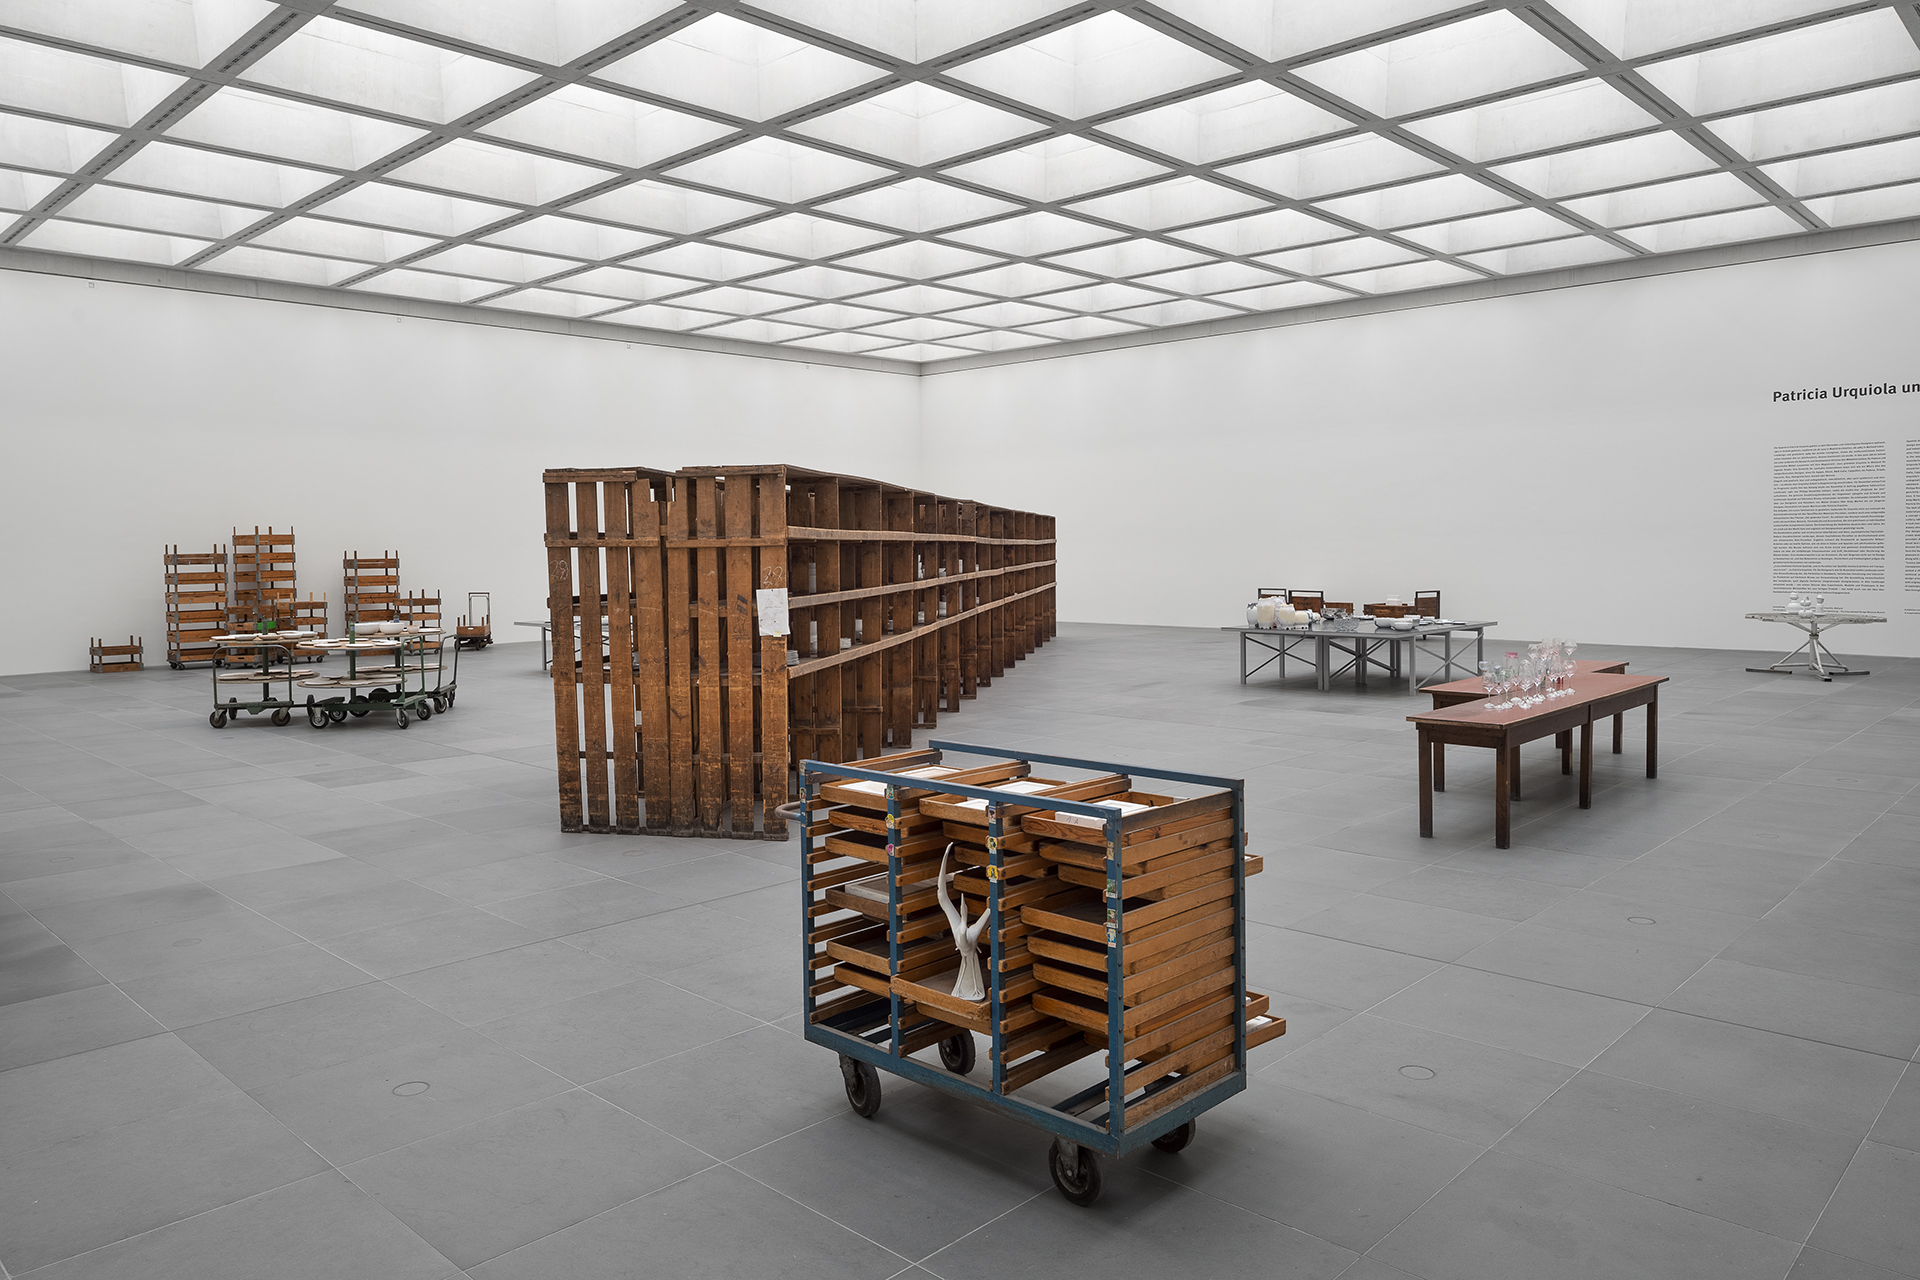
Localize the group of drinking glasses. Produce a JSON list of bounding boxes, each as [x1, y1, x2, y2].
[[1478, 639, 1578, 711]]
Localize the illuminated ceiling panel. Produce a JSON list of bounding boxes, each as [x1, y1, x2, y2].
[[0, 0, 1908, 366]]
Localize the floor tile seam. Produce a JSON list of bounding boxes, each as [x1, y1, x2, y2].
[[903, 1187, 1052, 1275], [6, 1088, 337, 1271], [718, 1156, 935, 1270], [443, 1162, 731, 1274], [3, 1165, 387, 1279], [1576, 1056, 1894, 1143], [1280, 906, 1528, 963], [1488, 1133, 1841, 1255]]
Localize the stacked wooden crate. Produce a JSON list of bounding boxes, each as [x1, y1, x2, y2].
[[542, 464, 1056, 839], [232, 527, 295, 627], [343, 551, 400, 625], [163, 545, 228, 668], [1020, 790, 1280, 1129]]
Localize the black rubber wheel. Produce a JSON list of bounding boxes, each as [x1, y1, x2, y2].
[[414, 702, 432, 721], [395, 709, 409, 730], [445, 690, 456, 707], [938, 1033, 976, 1075], [169, 661, 182, 670], [1048, 1138, 1102, 1207], [432, 697, 446, 714], [329, 708, 347, 723], [1151, 1119, 1196, 1154], [308, 707, 326, 728], [270, 708, 291, 727], [350, 708, 369, 718], [209, 710, 226, 729], [840, 1055, 881, 1119]]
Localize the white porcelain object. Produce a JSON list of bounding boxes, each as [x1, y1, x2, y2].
[[1256, 599, 1276, 628]]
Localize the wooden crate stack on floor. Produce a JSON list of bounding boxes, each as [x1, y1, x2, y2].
[[163, 544, 228, 668], [399, 591, 441, 628], [542, 464, 1056, 839], [89, 636, 142, 673]]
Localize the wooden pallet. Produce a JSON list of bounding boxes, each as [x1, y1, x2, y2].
[[343, 551, 400, 625], [542, 464, 1057, 838], [89, 635, 142, 674], [163, 544, 227, 668], [232, 527, 295, 627]]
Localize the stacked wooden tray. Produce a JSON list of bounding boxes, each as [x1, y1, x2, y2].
[[1019, 790, 1282, 1130], [801, 744, 1283, 1146]]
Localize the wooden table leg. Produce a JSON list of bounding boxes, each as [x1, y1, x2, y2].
[[1558, 730, 1572, 776], [1433, 740, 1446, 792], [1509, 746, 1521, 799], [1613, 711, 1623, 754], [1418, 728, 1433, 838], [1579, 719, 1593, 809], [1646, 694, 1658, 779], [1494, 742, 1511, 849]]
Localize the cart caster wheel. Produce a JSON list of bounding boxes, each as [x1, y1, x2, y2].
[[169, 661, 182, 670], [308, 709, 326, 728], [350, 709, 368, 718], [938, 1033, 975, 1075], [209, 711, 227, 729], [1151, 1119, 1196, 1154], [1048, 1138, 1102, 1207], [414, 702, 431, 721], [432, 697, 446, 714], [840, 1055, 881, 1119], [329, 708, 347, 723], [395, 710, 409, 730], [271, 709, 291, 727]]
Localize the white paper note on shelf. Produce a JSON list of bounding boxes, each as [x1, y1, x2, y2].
[[755, 588, 790, 637]]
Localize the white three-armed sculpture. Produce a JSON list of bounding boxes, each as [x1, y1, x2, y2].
[[935, 843, 990, 1001]]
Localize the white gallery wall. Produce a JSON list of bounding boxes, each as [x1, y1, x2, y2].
[[922, 239, 1920, 660], [5, 237, 1919, 676], [0, 269, 918, 675]]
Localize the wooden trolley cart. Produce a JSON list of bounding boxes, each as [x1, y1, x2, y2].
[[796, 742, 1281, 1206]]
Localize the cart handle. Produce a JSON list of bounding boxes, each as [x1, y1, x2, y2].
[[772, 801, 809, 821]]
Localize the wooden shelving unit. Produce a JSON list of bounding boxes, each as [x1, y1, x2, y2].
[[163, 544, 227, 669], [541, 465, 1056, 839], [343, 551, 400, 626]]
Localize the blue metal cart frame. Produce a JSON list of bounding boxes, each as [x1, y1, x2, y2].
[[797, 740, 1249, 1204]]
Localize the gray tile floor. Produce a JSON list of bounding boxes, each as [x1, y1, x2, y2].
[[2, 625, 1917, 1279]]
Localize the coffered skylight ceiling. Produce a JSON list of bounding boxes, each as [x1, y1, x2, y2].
[[5, 0, 1920, 367]]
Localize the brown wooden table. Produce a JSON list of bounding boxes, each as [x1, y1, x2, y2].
[[1424, 659, 1630, 795], [1408, 672, 1666, 849]]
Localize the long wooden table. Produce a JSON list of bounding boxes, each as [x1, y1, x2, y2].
[[1424, 659, 1629, 794], [1407, 672, 1666, 849]]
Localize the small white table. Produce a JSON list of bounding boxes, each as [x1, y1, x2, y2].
[[1745, 610, 1885, 680]]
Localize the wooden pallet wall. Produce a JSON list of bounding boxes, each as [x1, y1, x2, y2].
[[543, 463, 1055, 840]]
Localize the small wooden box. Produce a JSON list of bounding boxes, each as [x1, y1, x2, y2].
[[90, 636, 142, 673]]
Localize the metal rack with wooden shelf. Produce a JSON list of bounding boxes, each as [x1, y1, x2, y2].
[[797, 743, 1279, 1207]]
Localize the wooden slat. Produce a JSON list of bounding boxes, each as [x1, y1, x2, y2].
[[606, 478, 640, 831], [545, 486, 583, 831], [695, 477, 724, 830], [725, 476, 756, 834], [633, 479, 670, 831], [758, 468, 790, 835], [666, 480, 695, 828], [576, 483, 610, 831], [1123, 1056, 1236, 1130]]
